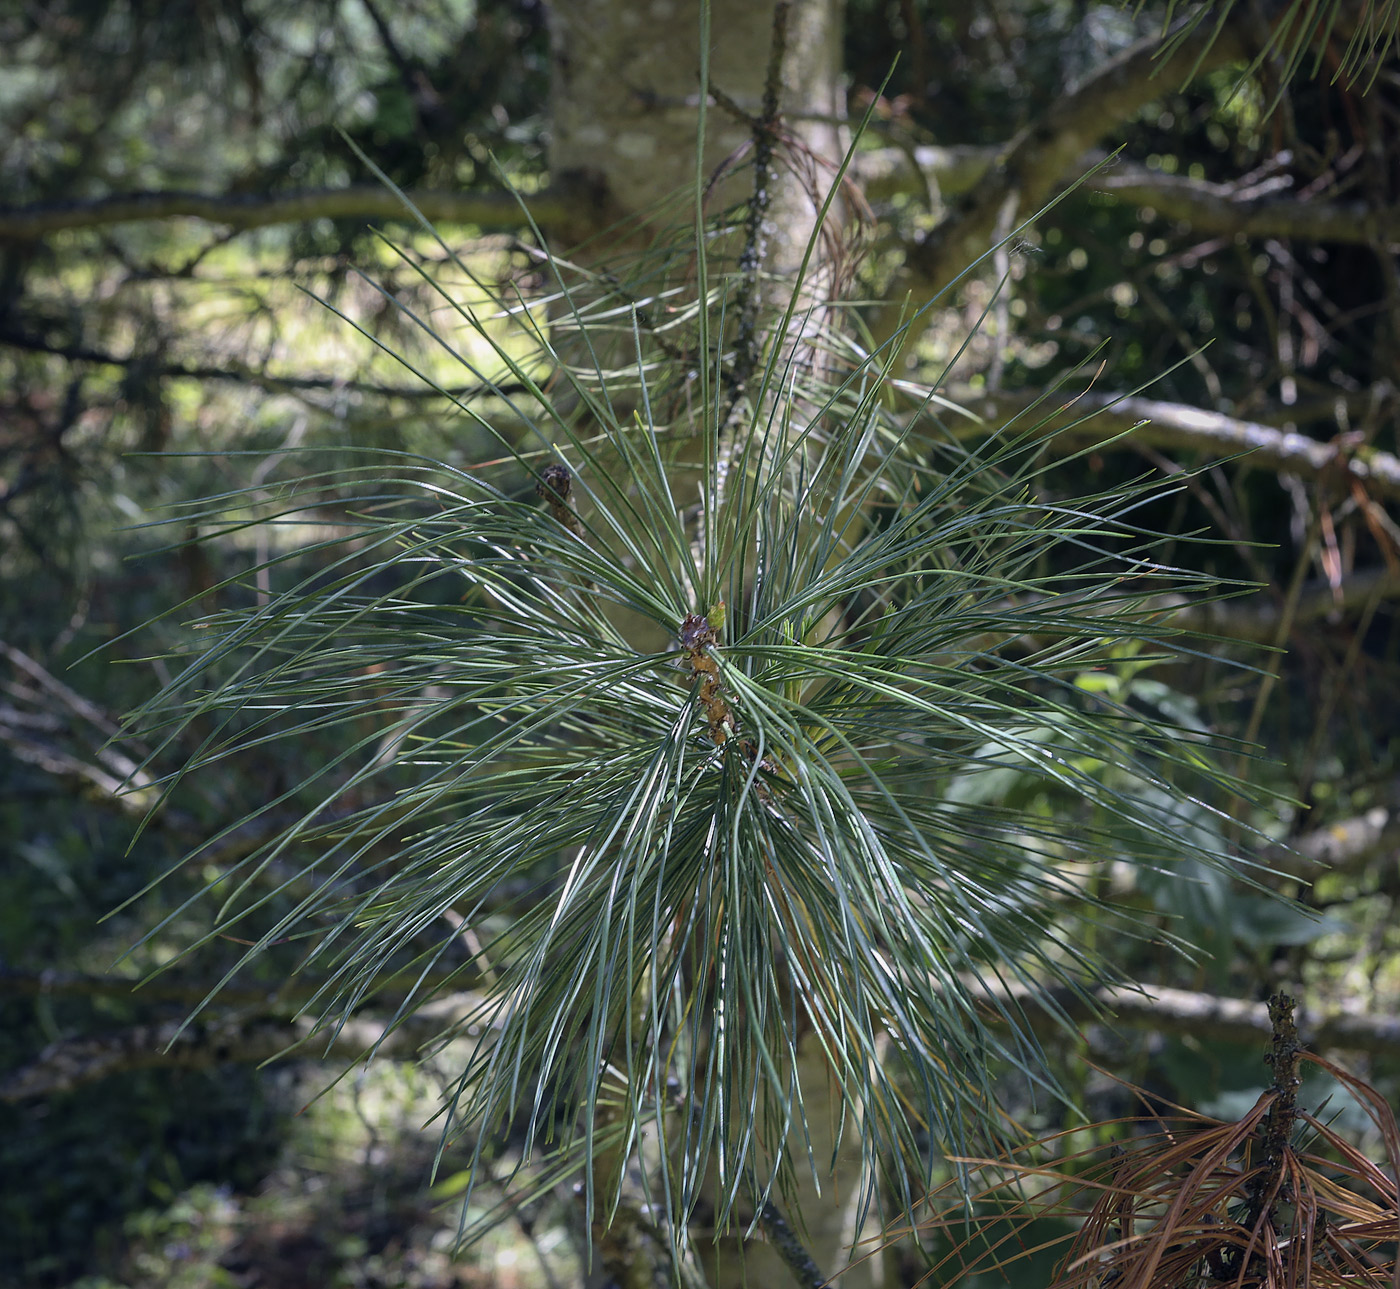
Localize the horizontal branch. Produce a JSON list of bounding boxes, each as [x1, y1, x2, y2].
[[2, 50, 1386, 271], [1165, 569, 1400, 645], [0, 968, 298, 1007], [0, 327, 524, 402], [859, 146, 1400, 247], [958, 388, 1400, 501], [0, 184, 554, 240], [0, 989, 483, 1101], [999, 982, 1400, 1057], [0, 963, 478, 1009], [947, 391, 1400, 635], [15, 139, 1378, 254], [1093, 163, 1400, 245], [7, 970, 1397, 1101]]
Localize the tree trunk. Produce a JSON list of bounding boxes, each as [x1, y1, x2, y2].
[[548, 0, 844, 272], [545, 5, 877, 1287]]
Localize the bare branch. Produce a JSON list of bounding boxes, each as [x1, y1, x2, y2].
[[870, 16, 1252, 341], [953, 389, 1400, 501], [10, 978, 1399, 1101], [0, 185, 554, 240], [1002, 983, 1400, 1057], [0, 327, 525, 402], [858, 146, 1400, 247], [6, 26, 1381, 264], [1092, 162, 1400, 245], [0, 991, 483, 1102]]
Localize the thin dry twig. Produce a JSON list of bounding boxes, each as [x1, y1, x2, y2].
[[915, 994, 1400, 1289]]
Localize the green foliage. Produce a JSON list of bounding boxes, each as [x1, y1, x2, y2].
[[0, 1068, 284, 1286], [10, 4, 1397, 1283], [119, 155, 1270, 1256], [0, 0, 547, 202], [1151, 0, 1398, 101]]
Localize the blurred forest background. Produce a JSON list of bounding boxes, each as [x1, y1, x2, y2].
[[3, 0, 1400, 1285]]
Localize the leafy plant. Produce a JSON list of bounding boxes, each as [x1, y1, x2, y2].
[[120, 75, 1268, 1273]]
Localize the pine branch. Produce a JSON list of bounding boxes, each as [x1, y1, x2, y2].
[[0, 327, 522, 401], [1090, 162, 1400, 244], [755, 1199, 827, 1289], [952, 389, 1400, 501], [998, 982, 1400, 1056], [0, 991, 483, 1102], [9, 980, 1400, 1103], [0, 185, 555, 240], [859, 146, 1400, 246]]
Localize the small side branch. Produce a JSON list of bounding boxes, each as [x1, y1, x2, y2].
[[756, 1198, 828, 1289], [868, 14, 1252, 344], [0, 185, 548, 239], [857, 147, 1400, 247], [1225, 992, 1304, 1282]]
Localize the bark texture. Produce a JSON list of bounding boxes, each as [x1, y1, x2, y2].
[[547, 0, 844, 265]]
